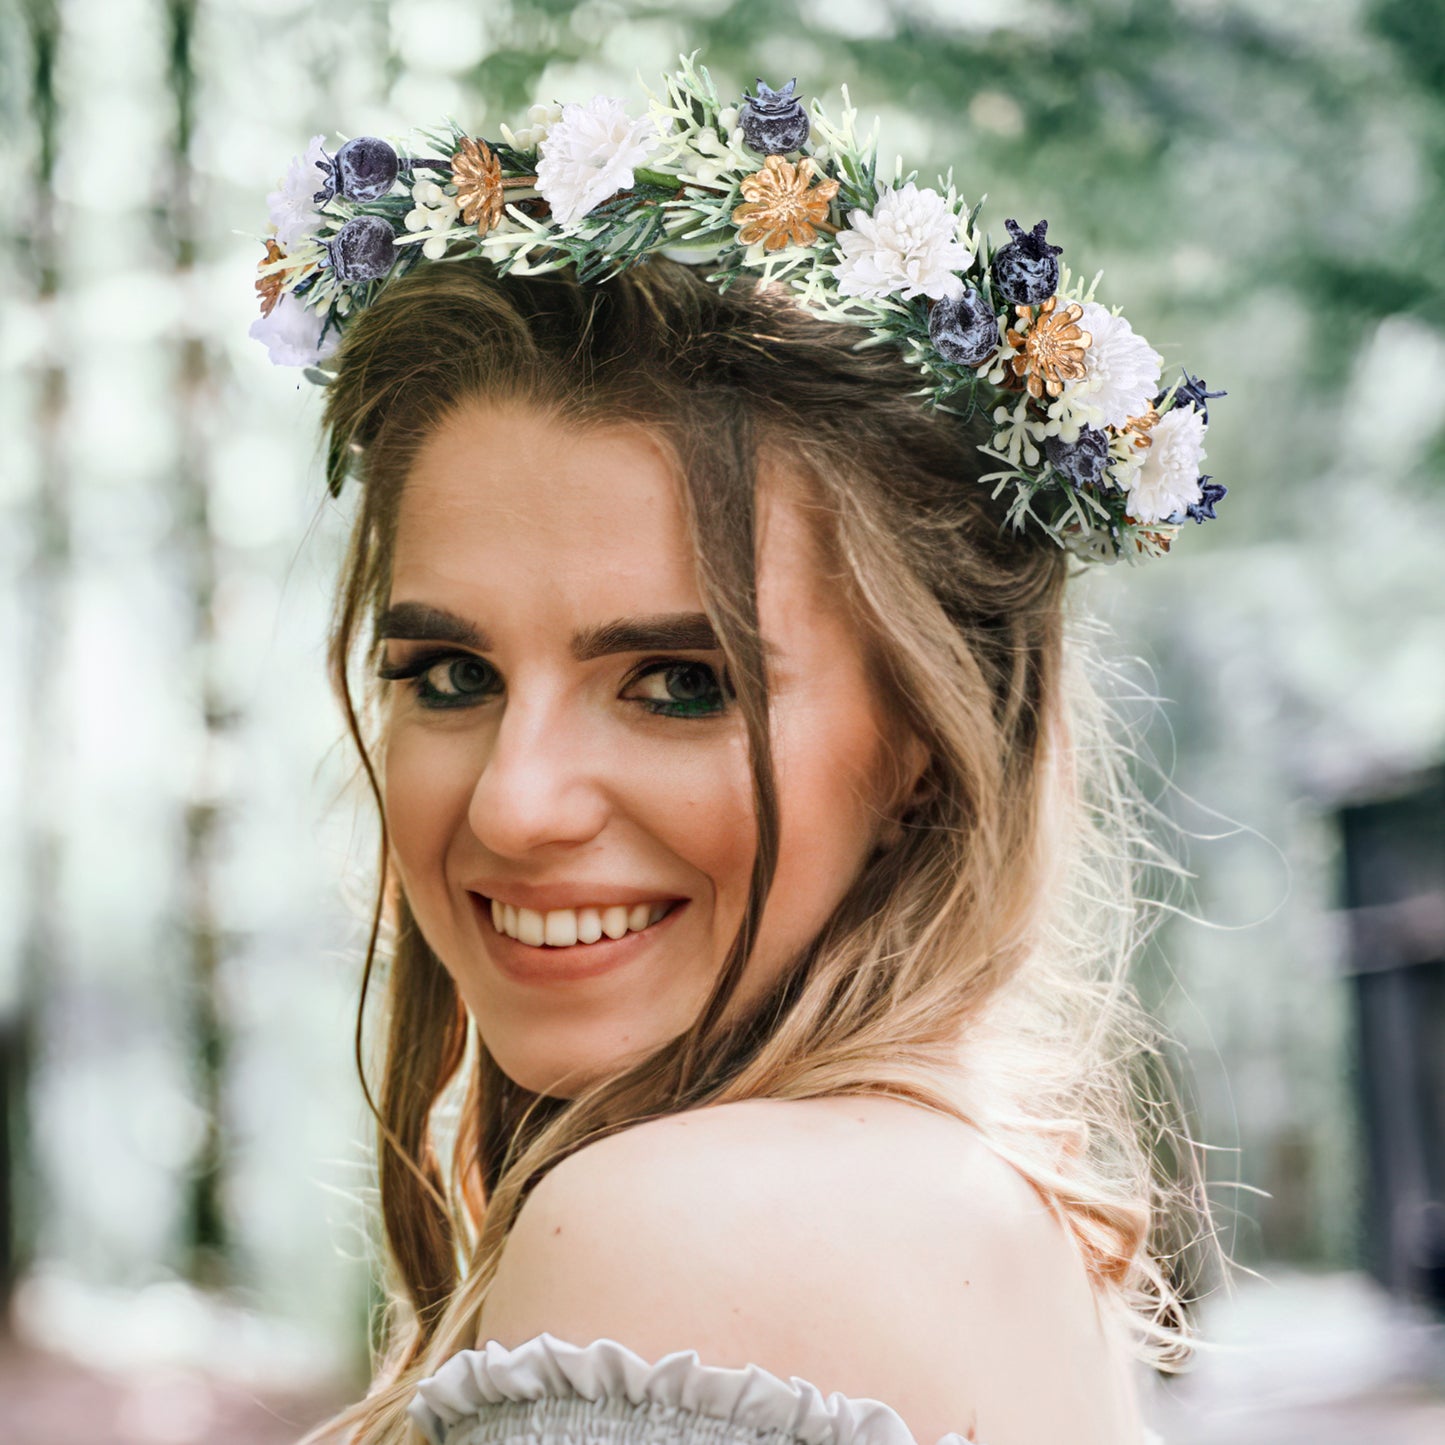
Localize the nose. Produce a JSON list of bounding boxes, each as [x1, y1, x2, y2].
[[466, 690, 610, 858]]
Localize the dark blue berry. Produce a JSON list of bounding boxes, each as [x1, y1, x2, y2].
[[317, 136, 401, 203], [1185, 477, 1226, 523], [1044, 427, 1112, 489], [739, 78, 811, 155], [928, 286, 1000, 367], [327, 215, 396, 281], [1156, 369, 1226, 426], [990, 218, 1063, 306]]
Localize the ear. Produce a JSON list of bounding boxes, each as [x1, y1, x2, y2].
[[875, 729, 934, 851], [900, 730, 932, 807]]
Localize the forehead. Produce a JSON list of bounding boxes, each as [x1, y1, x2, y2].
[[395, 399, 688, 567], [389, 398, 838, 636]]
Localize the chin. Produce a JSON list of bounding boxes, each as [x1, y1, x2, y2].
[[471, 967, 711, 1100], [483, 1033, 653, 1101]]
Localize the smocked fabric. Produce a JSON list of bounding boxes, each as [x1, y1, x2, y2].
[[407, 1332, 1170, 1445], [406, 1333, 981, 1445]]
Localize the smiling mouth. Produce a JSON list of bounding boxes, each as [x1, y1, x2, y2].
[[482, 897, 680, 948]]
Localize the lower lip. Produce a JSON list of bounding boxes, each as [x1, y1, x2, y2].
[[470, 894, 687, 985]]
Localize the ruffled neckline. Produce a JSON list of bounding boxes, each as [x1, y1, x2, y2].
[[407, 1331, 980, 1445]]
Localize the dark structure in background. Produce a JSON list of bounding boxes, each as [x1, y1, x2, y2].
[[1339, 765, 1445, 1317]]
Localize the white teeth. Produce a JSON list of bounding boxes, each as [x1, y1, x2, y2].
[[577, 907, 603, 944], [544, 909, 578, 947], [488, 898, 675, 947], [515, 907, 545, 946]]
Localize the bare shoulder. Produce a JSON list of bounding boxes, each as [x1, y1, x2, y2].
[[478, 1096, 1145, 1445]]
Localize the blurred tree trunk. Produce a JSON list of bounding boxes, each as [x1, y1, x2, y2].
[[3, 0, 66, 1330], [162, 0, 234, 1291]]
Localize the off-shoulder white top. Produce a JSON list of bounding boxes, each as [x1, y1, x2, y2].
[[407, 1332, 1168, 1445]]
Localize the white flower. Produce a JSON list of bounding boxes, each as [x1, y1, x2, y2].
[[1104, 431, 1145, 493], [249, 293, 340, 368], [267, 134, 329, 249], [1125, 405, 1206, 523], [831, 182, 974, 303], [501, 101, 565, 152], [991, 394, 1048, 469], [534, 95, 661, 230], [1058, 302, 1162, 429]]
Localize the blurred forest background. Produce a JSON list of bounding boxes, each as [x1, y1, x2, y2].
[[2, 0, 1444, 1441]]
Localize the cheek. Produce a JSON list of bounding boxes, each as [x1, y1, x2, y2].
[[766, 687, 890, 934], [381, 726, 474, 887], [659, 730, 757, 890]]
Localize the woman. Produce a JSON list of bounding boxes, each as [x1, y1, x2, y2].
[[259, 61, 1223, 1445]]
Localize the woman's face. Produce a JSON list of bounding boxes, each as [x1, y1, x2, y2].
[[379, 397, 923, 1096]]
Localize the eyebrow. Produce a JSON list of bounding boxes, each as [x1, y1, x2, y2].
[[375, 602, 745, 661]]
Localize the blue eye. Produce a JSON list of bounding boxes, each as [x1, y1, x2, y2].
[[377, 651, 501, 710]]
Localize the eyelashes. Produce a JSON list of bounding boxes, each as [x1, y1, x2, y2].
[[375, 649, 733, 720], [632, 660, 732, 719], [377, 649, 500, 707]]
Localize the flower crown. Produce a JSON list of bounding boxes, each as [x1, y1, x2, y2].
[[252, 52, 1225, 562]]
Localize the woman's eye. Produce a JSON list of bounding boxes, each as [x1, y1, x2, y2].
[[377, 654, 727, 718], [626, 661, 731, 719], [377, 652, 501, 710]]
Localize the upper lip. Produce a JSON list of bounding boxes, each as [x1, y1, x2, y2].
[[465, 881, 687, 913]]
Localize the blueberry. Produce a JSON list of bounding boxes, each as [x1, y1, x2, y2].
[[1044, 427, 1112, 489], [319, 136, 400, 203], [990, 218, 1063, 306], [928, 286, 1000, 367], [327, 215, 396, 281], [739, 78, 811, 155]]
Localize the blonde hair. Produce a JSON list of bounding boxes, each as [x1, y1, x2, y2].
[[302, 257, 1225, 1442]]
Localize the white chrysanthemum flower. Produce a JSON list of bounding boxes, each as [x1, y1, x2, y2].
[[501, 101, 565, 152], [1058, 301, 1163, 429], [832, 182, 973, 302], [534, 95, 661, 230], [248, 293, 339, 368], [1125, 405, 1206, 523], [267, 134, 329, 249]]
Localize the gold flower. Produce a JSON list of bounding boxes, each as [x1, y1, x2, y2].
[[452, 137, 506, 234], [256, 240, 286, 317], [1121, 405, 1160, 450], [731, 154, 840, 251], [1004, 296, 1092, 400]]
